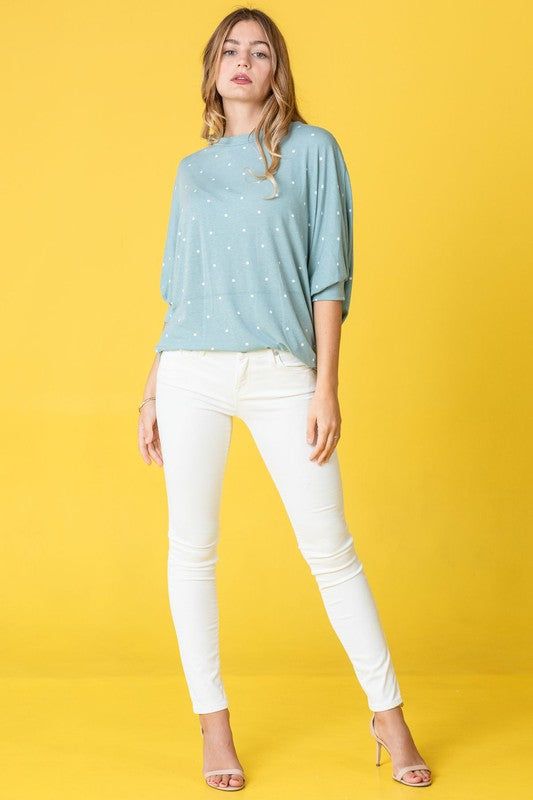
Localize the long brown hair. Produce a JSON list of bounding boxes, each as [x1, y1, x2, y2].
[[200, 7, 307, 199]]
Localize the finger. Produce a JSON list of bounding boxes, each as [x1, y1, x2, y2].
[[309, 429, 329, 462], [317, 432, 340, 464], [143, 414, 156, 445], [147, 440, 162, 466], [152, 422, 164, 465], [150, 436, 163, 466], [139, 418, 157, 465], [306, 415, 317, 446], [138, 422, 151, 464], [153, 437, 164, 465]]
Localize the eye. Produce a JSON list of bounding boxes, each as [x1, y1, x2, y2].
[[222, 49, 269, 59]]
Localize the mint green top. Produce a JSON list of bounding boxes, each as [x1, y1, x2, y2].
[[154, 121, 353, 368]]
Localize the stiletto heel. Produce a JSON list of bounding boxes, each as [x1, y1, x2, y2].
[[200, 726, 246, 791], [369, 714, 432, 787]]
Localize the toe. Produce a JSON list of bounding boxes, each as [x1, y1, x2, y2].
[[408, 769, 431, 783], [219, 775, 229, 788], [229, 773, 244, 787]]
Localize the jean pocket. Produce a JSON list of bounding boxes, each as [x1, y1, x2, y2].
[[275, 348, 308, 368]]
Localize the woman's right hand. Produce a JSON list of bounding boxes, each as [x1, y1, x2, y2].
[[138, 400, 163, 466]]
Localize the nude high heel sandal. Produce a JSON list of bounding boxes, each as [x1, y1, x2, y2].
[[369, 714, 432, 787], [201, 727, 246, 791]]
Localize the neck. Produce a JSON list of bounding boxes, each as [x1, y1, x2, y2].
[[221, 103, 264, 137]]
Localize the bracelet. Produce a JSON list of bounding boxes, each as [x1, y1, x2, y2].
[[138, 396, 156, 413]]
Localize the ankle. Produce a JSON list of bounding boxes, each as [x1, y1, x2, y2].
[[374, 708, 408, 738], [199, 708, 232, 735], [374, 705, 404, 721]]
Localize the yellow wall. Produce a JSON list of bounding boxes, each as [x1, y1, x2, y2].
[[2, 1, 531, 679]]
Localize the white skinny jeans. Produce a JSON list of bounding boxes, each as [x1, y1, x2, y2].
[[155, 347, 404, 714]]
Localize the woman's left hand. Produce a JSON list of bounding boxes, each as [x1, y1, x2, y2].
[[306, 386, 341, 465]]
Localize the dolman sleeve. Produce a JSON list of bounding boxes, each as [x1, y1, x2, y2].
[[306, 132, 354, 322], [159, 162, 181, 305]]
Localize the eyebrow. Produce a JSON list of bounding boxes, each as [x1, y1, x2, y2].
[[223, 38, 270, 48]]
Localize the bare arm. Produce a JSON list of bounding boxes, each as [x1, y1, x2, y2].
[[137, 324, 165, 466], [313, 300, 341, 392], [143, 351, 161, 403]]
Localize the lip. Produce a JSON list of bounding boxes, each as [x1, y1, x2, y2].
[[231, 73, 252, 83]]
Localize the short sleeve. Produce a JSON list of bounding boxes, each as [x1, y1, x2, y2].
[[306, 132, 354, 322], [159, 162, 181, 305]]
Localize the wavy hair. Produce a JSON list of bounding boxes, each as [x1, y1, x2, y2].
[[200, 7, 307, 199]]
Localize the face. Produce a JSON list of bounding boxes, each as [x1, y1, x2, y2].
[[216, 19, 273, 108]]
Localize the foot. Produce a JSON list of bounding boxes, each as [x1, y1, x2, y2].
[[373, 706, 431, 785], [200, 708, 245, 789]]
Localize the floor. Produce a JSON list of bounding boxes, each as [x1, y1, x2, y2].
[[1, 672, 530, 799]]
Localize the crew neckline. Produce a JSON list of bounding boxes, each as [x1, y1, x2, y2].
[[213, 121, 296, 147], [214, 129, 262, 147]]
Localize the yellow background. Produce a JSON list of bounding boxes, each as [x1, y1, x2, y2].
[[1, 1, 532, 797]]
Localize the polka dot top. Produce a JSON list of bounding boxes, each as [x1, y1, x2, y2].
[[154, 121, 353, 369]]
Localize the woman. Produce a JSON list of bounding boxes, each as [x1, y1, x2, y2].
[[138, 7, 432, 792]]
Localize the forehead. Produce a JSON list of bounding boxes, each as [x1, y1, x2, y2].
[[223, 37, 270, 47], [225, 19, 270, 47]]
